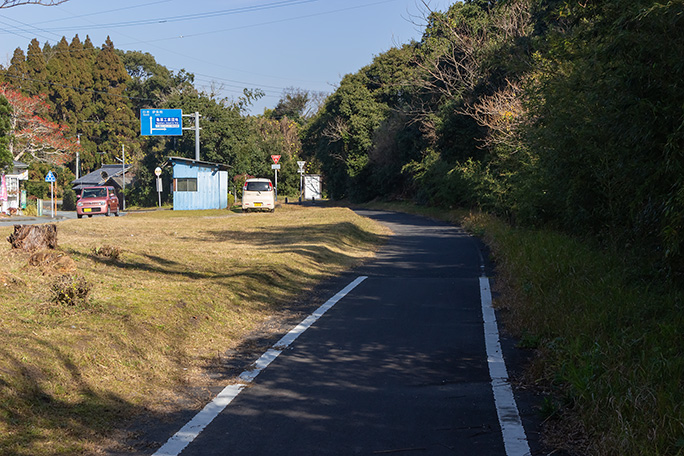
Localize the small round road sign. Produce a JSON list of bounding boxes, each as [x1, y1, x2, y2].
[[154, 167, 162, 177]]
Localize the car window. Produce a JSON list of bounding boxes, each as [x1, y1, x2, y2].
[[82, 188, 106, 198], [246, 182, 271, 192]]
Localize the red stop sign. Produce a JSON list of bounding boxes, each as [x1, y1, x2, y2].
[[271, 155, 281, 164]]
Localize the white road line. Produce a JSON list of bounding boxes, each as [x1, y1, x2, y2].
[[479, 276, 531, 456], [152, 275, 368, 456]]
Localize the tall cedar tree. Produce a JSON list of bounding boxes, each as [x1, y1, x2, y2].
[[25, 38, 47, 97], [5, 48, 28, 89], [91, 37, 136, 165], [0, 95, 11, 171]]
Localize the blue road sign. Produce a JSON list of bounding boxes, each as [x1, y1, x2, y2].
[[45, 171, 56, 183], [140, 109, 183, 136]]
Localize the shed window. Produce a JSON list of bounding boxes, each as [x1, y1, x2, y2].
[[175, 178, 197, 192]]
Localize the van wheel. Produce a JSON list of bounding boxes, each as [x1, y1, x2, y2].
[[105, 207, 111, 216], [77, 214, 82, 219]]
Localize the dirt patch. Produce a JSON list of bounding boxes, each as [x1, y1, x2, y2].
[[27, 249, 76, 275]]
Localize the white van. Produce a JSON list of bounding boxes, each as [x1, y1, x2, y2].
[[242, 178, 275, 212]]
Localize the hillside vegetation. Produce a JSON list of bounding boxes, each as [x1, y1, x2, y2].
[[302, 0, 684, 278]]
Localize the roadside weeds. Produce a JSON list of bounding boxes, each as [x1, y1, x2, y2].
[[363, 201, 684, 456]]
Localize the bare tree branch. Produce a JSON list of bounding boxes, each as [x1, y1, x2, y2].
[[322, 116, 349, 143], [461, 79, 527, 148], [0, 0, 67, 7]]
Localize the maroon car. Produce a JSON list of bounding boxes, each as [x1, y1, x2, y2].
[[76, 186, 119, 218]]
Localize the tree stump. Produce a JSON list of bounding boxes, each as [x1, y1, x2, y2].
[[7, 224, 58, 251]]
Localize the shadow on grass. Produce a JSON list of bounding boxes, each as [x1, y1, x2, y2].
[[201, 221, 387, 249], [63, 221, 388, 304], [0, 335, 143, 456]]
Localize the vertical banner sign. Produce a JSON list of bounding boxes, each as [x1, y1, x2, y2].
[[45, 170, 56, 218]]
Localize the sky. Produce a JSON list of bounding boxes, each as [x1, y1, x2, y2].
[[0, 0, 453, 114]]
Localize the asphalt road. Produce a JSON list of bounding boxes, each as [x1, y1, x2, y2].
[[0, 210, 77, 227], [152, 209, 535, 455]]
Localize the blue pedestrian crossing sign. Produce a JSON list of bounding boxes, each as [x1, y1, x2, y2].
[[45, 171, 56, 183]]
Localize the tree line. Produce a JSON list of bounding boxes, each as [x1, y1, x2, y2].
[[0, 35, 314, 204], [300, 0, 684, 276]]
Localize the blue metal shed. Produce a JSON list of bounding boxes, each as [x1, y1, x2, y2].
[[169, 157, 230, 211]]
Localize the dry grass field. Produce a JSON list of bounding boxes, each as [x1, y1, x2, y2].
[[0, 204, 390, 455]]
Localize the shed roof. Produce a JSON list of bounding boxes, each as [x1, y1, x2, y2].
[[168, 156, 231, 171], [71, 164, 133, 190]]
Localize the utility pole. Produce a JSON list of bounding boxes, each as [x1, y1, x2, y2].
[[76, 134, 80, 180], [122, 144, 126, 211], [182, 112, 201, 161], [194, 111, 200, 161], [116, 144, 126, 211]]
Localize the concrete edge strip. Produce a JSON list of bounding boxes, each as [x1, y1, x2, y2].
[[479, 276, 532, 456], [153, 275, 368, 456]]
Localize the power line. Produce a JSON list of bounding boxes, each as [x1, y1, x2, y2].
[[138, 0, 403, 46], [26, 0, 174, 26], [0, 0, 319, 34]]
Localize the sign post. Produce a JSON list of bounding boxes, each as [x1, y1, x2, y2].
[[141, 109, 202, 161], [297, 161, 306, 202], [155, 167, 163, 208], [271, 155, 281, 201], [45, 170, 56, 218]]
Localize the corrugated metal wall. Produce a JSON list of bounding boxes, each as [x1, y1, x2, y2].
[[172, 162, 228, 210]]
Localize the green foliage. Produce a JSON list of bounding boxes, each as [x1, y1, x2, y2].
[[0, 94, 12, 172], [25, 181, 49, 199], [270, 87, 308, 122], [465, 212, 684, 456], [62, 187, 77, 211], [525, 0, 684, 271]]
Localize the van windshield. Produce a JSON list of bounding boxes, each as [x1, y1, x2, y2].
[[82, 188, 107, 198], [246, 182, 270, 192]]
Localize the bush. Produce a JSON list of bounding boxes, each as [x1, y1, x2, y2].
[[25, 181, 49, 199], [50, 274, 91, 306], [23, 200, 37, 216], [91, 245, 121, 261], [62, 187, 77, 211]]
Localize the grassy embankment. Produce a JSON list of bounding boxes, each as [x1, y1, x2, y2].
[[365, 201, 684, 456], [0, 204, 390, 456]]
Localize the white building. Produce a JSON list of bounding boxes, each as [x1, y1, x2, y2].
[[0, 161, 28, 214]]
